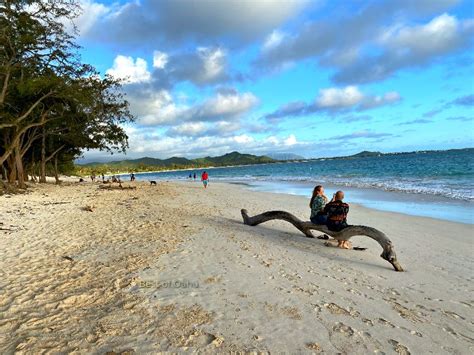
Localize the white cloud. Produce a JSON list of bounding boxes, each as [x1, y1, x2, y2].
[[106, 55, 151, 83], [263, 30, 286, 51], [150, 46, 230, 87], [284, 134, 297, 146], [84, 0, 309, 45], [265, 86, 401, 120], [121, 129, 305, 159], [167, 120, 242, 137], [197, 91, 259, 119], [256, 3, 472, 84], [316, 86, 364, 108], [360, 91, 401, 110], [234, 134, 254, 144], [381, 14, 460, 54], [153, 51, 169, 69], [75, 0, 110, 35], [135, 89, 258, 126], [198, 47, 226, 83], [167, 122, 206, 136]]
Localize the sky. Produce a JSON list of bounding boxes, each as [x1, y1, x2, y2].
[[72, 0, 474, 162]]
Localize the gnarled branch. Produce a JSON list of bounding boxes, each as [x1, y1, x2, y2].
[[241, 209, 403, 272]]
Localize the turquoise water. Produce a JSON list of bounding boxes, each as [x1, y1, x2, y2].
[[124, 149, 474, 223]]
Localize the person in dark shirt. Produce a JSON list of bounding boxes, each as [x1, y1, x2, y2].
[[309, 185, 328, 224], [323, 190, 351, 248]]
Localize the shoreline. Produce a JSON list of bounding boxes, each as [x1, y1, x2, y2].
[[167, 179, 474, 224], [241, 180, 474, 225], [79, 161, 282, 177]]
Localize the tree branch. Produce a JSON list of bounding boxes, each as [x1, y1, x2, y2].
[[45, 144, 65, 163], [241, 209, 404, 272], [16, 90, 55, 125], [0, 64, 11, 105]]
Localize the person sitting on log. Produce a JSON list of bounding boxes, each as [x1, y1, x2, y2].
[[309, 185, 328, 225], [323, 190, 351, 249]]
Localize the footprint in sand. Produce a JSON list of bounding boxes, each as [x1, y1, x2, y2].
[[378, 318, 396, 328], [305, 342, 322, 352], [388, 339, 411, 355], [324, 303, 351, 316], [442, 310, 466, 320], [389, 301, 424, 323], [362, 318, 374, 326], [329, 322, 378, 353], [186, 331, 218, 347], [332, 322, 355, 336]]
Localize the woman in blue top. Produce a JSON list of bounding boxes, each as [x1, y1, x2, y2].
[[310, 185, 328, 224]]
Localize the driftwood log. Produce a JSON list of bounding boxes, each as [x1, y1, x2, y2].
[[241, 209, 403, 272], [98, 184, 136, 190]]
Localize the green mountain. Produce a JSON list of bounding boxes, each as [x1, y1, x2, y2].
[[78, 151, 275, 173], [349, 151, 383, 158], [194, 151, 274, 166]]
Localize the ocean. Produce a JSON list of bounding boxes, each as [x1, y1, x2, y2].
[[124, 149, 474, 224]]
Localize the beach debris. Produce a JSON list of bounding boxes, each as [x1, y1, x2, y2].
[[42, 201, 70, 206], [323, 240, 367, 251], [62, 256, 74, 262], [0, 223, 19, 232], [305, 342, 322, 352], [241, 209, 404, 272], [83, 205, 94, 212], [99, 185, 137, 190], [104, 349, 135, 355], [0, 227, 16, 231]]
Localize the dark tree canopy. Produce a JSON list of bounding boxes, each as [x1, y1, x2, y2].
[[0, 0, 134, 188]]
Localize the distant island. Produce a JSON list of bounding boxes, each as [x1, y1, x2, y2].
[[75, 148, 473, 176]]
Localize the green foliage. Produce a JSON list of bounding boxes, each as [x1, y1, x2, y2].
[[75, 152, 276, 176], [0, 0, 134, 184]]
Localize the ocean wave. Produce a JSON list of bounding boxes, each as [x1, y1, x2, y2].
[[133, 150, 473, 201], [208, 176, 473, 201]]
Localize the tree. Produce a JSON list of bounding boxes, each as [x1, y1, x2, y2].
[[0, 0, 133, 189]]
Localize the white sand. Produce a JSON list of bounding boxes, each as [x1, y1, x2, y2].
[[0, 180, 473, 354]]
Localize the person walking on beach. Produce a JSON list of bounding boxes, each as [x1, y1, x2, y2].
[[130, 173, 135, 181], [323, 191, 350, 248], [201, 171, 209, 188], [309, 185, 328, 225]]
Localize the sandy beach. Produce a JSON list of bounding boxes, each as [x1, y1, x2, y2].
[[1, 180, 473, 354]]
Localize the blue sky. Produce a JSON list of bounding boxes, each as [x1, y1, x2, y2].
[[73, 0, 474, 161]]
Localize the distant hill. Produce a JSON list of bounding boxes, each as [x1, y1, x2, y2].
[[313, 148, 474, 161], [348, 151, 383, 158], [193, 151, 274, 166], [78, 151, 275, 173], [266, 152, 305, 161]]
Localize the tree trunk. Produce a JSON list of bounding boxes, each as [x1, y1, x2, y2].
[[1, 163, 6, 180], [14, 145, 26, 189], [39, 127, 46, 183], [241, 209, 403, 272], [7, 154, 16, 183], [54, 155, 59, 184]]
